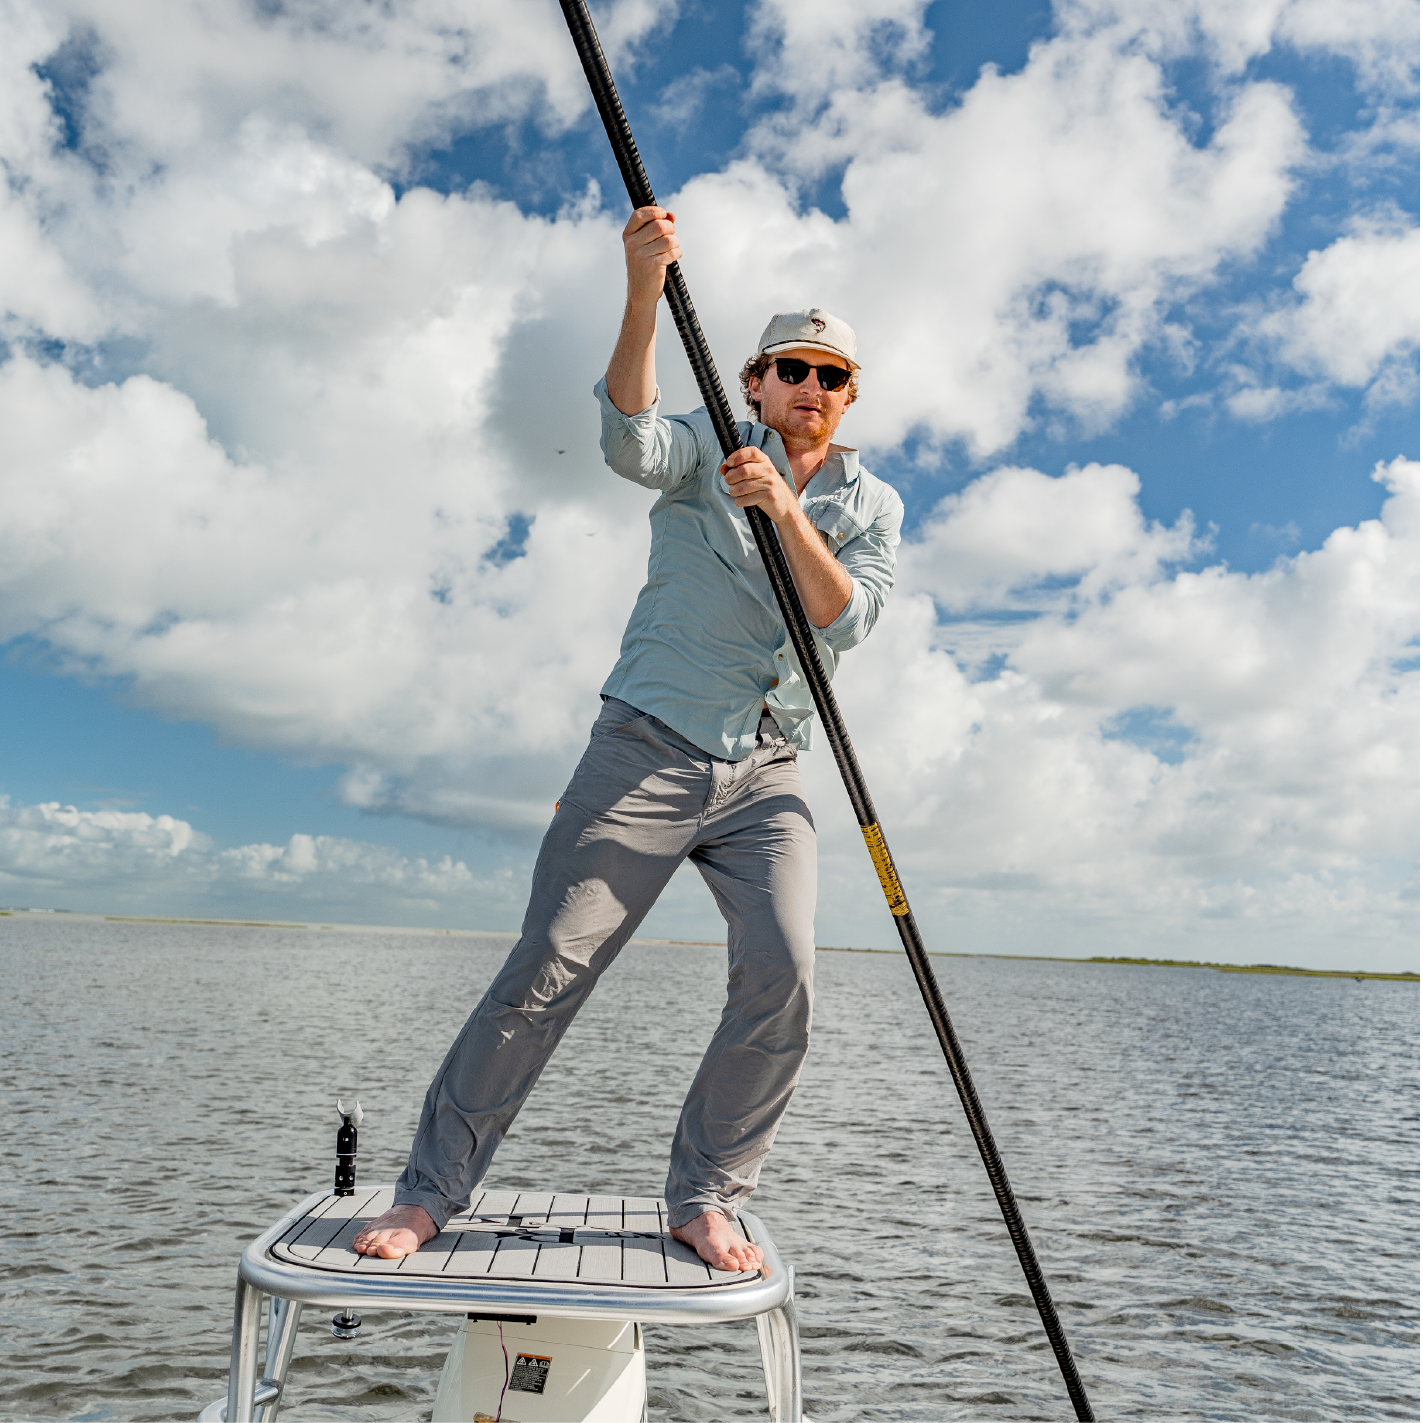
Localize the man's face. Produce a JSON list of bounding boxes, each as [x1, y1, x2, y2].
[[749, 346, 852, 451]]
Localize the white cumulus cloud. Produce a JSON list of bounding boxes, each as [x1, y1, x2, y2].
[[1055, 0, 1419, 91], [903, 462, 1202, 613], [1238, 214, 1420, 414], [0, 798, 505, 922], [1224, 214, 1420, 423]]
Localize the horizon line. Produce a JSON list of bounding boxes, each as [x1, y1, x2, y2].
[[1, 908, 1416, 982]]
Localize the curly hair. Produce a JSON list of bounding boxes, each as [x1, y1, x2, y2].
[[738, 352, 859, 421]]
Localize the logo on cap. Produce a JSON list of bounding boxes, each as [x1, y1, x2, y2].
[[810, 318, 825, 333]]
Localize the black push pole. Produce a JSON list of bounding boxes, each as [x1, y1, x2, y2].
[[556, 3, 1094, 1416]]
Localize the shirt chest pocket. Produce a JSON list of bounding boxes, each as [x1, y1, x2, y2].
[[805, 497, 868, 553]]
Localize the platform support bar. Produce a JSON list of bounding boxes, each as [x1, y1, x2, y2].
[[225, 1277, 263, 1423], [755, 1266, 803, 1423]]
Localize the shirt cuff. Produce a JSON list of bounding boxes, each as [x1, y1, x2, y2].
[[819, 579, 869, 649]]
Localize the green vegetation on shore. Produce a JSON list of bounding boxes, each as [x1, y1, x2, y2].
[[1083, 955, 1418, 982], [817, 944, 1417, 982]]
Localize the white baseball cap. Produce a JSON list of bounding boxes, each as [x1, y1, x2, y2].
[[756, 307, 858, 368]]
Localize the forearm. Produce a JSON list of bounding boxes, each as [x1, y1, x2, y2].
[[775, 507, 853, 629], [606, 297, 659, 416]]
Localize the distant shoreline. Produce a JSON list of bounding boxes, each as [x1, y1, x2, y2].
[[3, 908, 1415, 982], [816, 944, 1418, 983]]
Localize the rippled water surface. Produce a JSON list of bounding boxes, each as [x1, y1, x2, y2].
[[3, 916, 1417, 1421]]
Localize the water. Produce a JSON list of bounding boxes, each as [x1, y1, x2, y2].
[[2, 916, 1417, 1421]]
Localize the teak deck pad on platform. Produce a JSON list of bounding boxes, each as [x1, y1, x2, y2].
[[270, 1188, 761, 1289]]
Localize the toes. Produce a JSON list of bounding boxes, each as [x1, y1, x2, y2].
[[354, 1229, 394, 1257]]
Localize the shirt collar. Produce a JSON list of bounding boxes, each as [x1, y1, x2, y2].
[[753, 424, 861, 492], [827, 447, 861, 488]]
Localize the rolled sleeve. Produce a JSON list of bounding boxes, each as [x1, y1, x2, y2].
[[595, 376, 712, 492], [820, 509, 901, 652], [819, 578, 871, 649]]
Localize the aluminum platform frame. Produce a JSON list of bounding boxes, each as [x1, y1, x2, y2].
[[207, 1187, 804, 1423]]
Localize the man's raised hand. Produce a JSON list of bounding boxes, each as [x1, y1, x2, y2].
[[623, 206, 681, 308], [607, 207, 678, 413]]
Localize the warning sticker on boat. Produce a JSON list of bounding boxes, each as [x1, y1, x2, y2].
[[509, 1354, 551, 1394]]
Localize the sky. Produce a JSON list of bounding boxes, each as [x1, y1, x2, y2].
[[0, 0, 1417, 972]]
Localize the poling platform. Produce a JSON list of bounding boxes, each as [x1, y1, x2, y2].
[[206, 1185, 803, 1423], [273, 1186, 762, 1288]]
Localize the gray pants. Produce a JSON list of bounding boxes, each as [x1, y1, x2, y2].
[[394, 698, 818, 1231]]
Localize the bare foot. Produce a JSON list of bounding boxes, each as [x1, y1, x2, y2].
[[670, 1211, 764, 1273], [352, 1204, 437, 1258]]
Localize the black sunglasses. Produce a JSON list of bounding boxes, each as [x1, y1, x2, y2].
[[773, 357, 852, 392]]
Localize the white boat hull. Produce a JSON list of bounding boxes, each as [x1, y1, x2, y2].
[[432, 1316, 647, 1423]]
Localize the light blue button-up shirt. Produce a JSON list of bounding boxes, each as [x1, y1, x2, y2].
[[595, 377, 903, 760]]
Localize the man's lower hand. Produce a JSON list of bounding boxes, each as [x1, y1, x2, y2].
[[722, 448, 799, 523]]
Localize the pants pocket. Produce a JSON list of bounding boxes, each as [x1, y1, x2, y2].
[[589, 697, 646, 741]]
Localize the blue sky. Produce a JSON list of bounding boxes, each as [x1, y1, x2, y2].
[[0, 0, 1417, 968]]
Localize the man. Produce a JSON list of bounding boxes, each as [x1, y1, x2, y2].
[[354, 205, 903, 1272]]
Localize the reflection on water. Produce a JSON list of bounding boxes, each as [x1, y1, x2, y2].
[[2, 916, 1417, 1420]]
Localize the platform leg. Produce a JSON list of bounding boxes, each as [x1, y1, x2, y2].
[[255, 1297, 303, 1423], [756, 1313, 779, 1419], [225, 1276, 263, 1423], [756, 1267, 803, 1423]]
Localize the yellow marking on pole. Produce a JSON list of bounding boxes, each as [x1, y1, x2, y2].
[[861, 823, 909, 916]]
